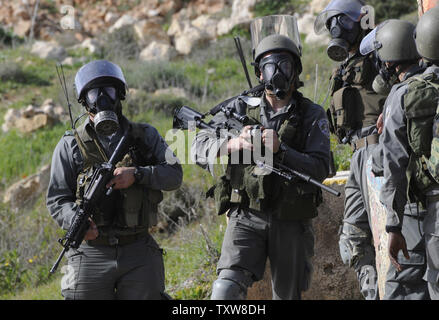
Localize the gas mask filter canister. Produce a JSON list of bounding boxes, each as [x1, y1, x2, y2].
[[86, 86, 120, 136]]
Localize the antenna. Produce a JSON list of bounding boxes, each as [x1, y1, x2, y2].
[[234, 36, 253, 89], [56, 63, 75, 129]]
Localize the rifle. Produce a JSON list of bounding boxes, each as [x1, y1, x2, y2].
[[173, 105, 341, 197], [49, 125, 131, 274]]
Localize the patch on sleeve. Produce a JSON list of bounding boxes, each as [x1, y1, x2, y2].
[[318, 119, 330, 139]]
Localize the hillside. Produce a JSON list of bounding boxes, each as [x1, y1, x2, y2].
[[0, 0, 419, 300]]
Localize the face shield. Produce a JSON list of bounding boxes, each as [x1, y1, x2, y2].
[[250, 15, 302, 58]]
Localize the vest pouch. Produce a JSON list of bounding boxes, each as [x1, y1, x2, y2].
[[243, 165, 266, 211], [119, 185, 145, 228], [274, 182, 319, 221], [330, 86, 363, 142], [213, 175, 232, 215]]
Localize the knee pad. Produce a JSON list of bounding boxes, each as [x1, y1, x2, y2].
[[211, 269, 253, 300], [358, 265, 378, 300]]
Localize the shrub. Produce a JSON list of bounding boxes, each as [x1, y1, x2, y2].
[[100, 26, 141, 61], [366, 0, 418, 23]]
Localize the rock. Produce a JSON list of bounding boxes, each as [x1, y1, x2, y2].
[[14, 113, 53, 134], [109, 14, 137, 33], [30, 41, 66, 61], [61, 56, 74, 66], [134, 19, 170, 46], [139, 41, 178, 62], [174, 26, 209, 55], [80, 38, 101, 54], [22, 105, 38, 118], [104, 11, 120, 24], [309, 0, 332, 15], [191, 15, 217, 40], [13, 19, 31, 37], [2, 108, 20, 133], [297, 13, 316, 36], [217, 0, 256, 36], [3, 164, 51, 211]]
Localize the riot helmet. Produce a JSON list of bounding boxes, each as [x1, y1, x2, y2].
[[251, 15, 302, 100], [74, 60, 128, 136], [415, 6, 439, 64], [360, 20, 420, 94], [314, 0, 366, 62]]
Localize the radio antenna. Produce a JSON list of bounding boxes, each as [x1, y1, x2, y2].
[[56, 63, 75, 129]]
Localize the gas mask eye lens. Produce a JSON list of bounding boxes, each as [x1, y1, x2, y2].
[[86, 88, 99, 104], [279, 60, 293, 78], [104, 87, 117, 101], [337, 15, 355, 30], [262, 63, 276, 80]]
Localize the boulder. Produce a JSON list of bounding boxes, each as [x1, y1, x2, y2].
[[108, 14, 137, 33], [3, 164, 51, 211], [217, 0, 256, 36], [139, 41, 178, 62], [30, 41, 66, 61], [134, 19, 170, 46]]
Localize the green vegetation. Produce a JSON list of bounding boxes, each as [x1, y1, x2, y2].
[[366, 0, 418, 23]]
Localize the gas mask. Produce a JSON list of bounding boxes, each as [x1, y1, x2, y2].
[[372, 56, 399, 95], [259, 53, 296, 100], [85, 86, 120, 136], [327, 15, 361, 62]]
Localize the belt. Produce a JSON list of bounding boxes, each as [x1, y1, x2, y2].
[[86, 230, 149, 246], [352, 133, 379, 152]]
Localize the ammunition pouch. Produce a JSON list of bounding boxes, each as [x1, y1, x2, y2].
[[330, 85, 364, 143]]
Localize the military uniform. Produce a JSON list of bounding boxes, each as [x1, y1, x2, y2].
[[381, 65, 439, 299], [331, 52, 387, 300], [47, 116, 182, 299], [192, 92, 330, 299]]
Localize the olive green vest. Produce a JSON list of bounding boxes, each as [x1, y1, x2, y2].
[[330, 55, 386, 142], [403, 72, 439, 205], [73, 120, 162, 235], [213, 96, 322, 221]]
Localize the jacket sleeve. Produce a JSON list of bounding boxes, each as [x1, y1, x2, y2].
[[279, 104, 331, 183], [46, 136, 81, 230], [136, 125, 183, 191], [379, 88, 410, 230]]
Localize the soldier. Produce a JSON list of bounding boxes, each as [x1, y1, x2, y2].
[[191, 15, 330, 300], [314, 0, 387, 300], [46, 60, 183, 299], [360, 16, 439, 300]]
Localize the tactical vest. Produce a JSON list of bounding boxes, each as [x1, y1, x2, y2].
[[72, 120, 162, 235], [213, 96, 322, 221], [403, 72, 439, 205], [329, 55, 385, 143]]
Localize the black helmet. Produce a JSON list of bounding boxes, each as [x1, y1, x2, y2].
[[74, 60, 128, 105]]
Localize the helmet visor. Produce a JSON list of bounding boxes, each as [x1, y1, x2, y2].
[[314, 0, 364, 34], [251, 15, 302, 56], [359, 21, 388, 56]]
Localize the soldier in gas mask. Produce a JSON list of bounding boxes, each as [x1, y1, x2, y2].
[[191, 15, 330, 300], [314, 0, 387, 300], [46, 60, 183, 299]]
